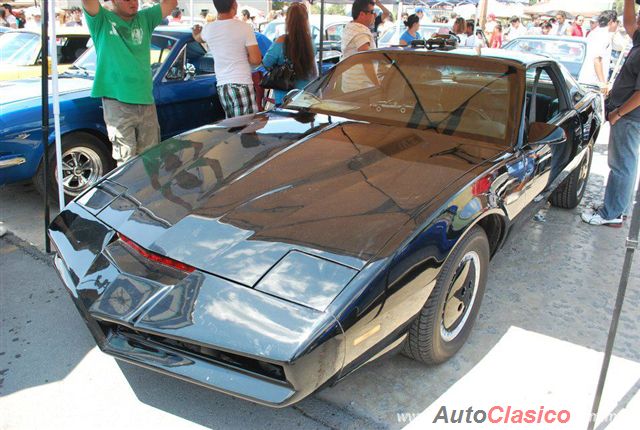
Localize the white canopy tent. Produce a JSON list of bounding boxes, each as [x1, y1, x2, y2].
[[523, 0, 613, 18]]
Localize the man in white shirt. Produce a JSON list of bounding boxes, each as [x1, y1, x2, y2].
[[341, 0, 379, 92], [555, 11, 571, 36], [579, 10, 618, 92], [193, 0, 261, 118], [463, 20, 478, 47], [24, 8, 41, 32], [505, 16, 527, 42]]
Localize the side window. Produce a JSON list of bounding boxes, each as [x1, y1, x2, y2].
[[165, 47, 186, 81], [164, 41, 213, 81], [525, 66, 562, 123], [186, 41, 214, 76], [326, 24, 344, 42], [151, 35, 178, 77]]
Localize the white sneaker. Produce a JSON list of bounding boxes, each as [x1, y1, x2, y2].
[[581, 210, 623, 227], [0, 223, 6, 237]]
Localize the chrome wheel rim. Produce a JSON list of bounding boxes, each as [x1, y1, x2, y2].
[[440, 251, 480, 342], [59, 146, 103, 196], [576, 146, 591, 197]]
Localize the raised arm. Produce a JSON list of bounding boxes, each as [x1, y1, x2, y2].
[[375, 0, 392, 22], [623, 0, 639, 37], [160, 0, 178, 18], [81, 0, 100, 16], [192, 24, 204, 43]]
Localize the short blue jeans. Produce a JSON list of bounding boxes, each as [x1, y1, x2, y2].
[[600, 117, 640, 220]]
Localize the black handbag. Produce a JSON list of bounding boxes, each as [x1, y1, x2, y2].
[[260, 51, 297, 91]]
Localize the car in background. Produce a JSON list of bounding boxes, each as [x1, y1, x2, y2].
[[377, 24, 446, 47], [503, 36, 587, 80], [0, 28, 91, 80], [50, 47, 601, 407], [0, 27, 225, 202], [262, 15, 351, 63]]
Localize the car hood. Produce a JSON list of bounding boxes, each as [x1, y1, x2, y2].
[[0, 74, 92, 106], [82, 110, 504, 286]]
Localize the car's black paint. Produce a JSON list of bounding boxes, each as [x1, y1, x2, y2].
[[49, 50, 601, 407]]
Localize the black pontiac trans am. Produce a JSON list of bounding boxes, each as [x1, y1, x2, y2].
[[49, 48, 601, 406]]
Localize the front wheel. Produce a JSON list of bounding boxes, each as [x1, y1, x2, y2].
[[403, 226, 490, 365], [34, 132, 114, 204]]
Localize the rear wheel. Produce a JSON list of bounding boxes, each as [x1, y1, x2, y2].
[[549, 143, 592, 209], [403, 226, 490, 365], [34, 132, 113, 205]]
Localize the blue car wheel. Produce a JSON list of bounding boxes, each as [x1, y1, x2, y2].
[[34, 132, 113, 204]]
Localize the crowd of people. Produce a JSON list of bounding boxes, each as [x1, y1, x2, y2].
[[481, 10, 626, 48], [0, 3, 86, 30]]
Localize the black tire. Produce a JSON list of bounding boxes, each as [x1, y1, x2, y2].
[[402, 226, 490, 365], [33, 132, 113, 205], [549, 143, 592, 209]]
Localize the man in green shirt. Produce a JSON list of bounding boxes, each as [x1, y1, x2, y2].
[[82, 0, 176, 165]]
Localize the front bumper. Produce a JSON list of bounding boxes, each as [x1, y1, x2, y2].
[[50, 202, 345, 407]]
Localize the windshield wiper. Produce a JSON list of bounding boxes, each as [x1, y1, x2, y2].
[[382, 53, 436, 130]]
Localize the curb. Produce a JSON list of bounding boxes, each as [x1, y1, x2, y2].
[[1, 233, 54, 268]]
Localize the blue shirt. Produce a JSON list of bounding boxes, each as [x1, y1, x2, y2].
[[400, 30, 421, 45], [255, 32, 272, 56], [262, 39, 317, 105]]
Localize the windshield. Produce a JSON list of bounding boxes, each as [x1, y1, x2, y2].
[[68, 34, 178, 77], [504, 38, 586, 78], [286, 51, 521, 145], [0, 32, 41, 66]]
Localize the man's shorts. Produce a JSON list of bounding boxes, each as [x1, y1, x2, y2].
[[102, 98, 161, 166], [217, 83, 258, 118]]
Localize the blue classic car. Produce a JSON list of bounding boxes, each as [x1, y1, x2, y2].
[[0, 27, 224, 202]]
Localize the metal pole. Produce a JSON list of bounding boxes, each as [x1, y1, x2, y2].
[[41, 0, 51, 253], [477, 0, 487, 28], [318, 0, 324, 74], [49, 0, 64, 208], [587, 184, 640, 430], [396, 1, 402, 40]]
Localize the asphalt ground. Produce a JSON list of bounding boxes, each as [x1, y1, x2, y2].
[[1, 124, 639, 429]]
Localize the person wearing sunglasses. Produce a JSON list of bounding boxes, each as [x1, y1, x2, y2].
[[341, 0, 376, 60], [341, 0, 380, 92]]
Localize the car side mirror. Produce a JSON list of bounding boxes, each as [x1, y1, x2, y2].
[[184, 63, 196, 81], [527, 122, 566, 147], [282, 89, 302, 106]]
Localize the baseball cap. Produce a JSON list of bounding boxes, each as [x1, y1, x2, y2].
[[416, 7, 425, 13]]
